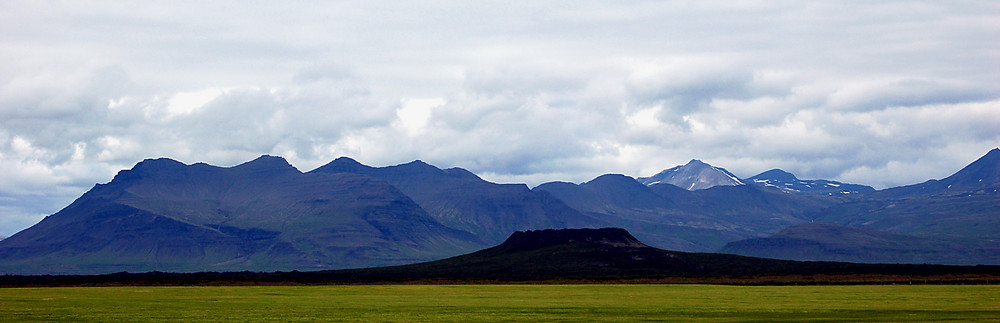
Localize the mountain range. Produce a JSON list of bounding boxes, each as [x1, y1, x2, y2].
[[0, 156, 484, 274], [1, 148, 997, 274]]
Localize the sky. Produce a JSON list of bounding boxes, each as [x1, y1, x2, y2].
[[2, 1, 999, 236]]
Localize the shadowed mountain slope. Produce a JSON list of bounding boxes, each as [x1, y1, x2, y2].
[[0, 156, 482, 274], [719, 223, 1000, 265], [310, 157, 601, 244]]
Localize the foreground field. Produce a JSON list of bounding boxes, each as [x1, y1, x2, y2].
[[1, 284, 998, 321]]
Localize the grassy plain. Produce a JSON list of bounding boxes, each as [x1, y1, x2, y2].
[[1, 284, 997, 321]]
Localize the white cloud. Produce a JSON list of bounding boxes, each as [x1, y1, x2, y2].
[[165, 88, 225, 118], [0, 1, 998, 234], [395, 98, 443, 136]]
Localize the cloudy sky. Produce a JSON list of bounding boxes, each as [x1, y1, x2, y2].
[[2, 1, 999, 236]]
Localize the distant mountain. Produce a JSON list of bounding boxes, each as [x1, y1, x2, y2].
[[807, 148, 1000, 239], [656, 184, 840, 234], [719, 223, 1000, 265], [0, 156, 482, 274], [879, 148, 1000, 197], [809, 192, 1000, 239], [535, 176, 743, 251], [722, 149, 1000, 265], [310, 157, 600, 244], [637, 159, 743, 190], [535, 174, 839, 251], [744, 169, 875, 195]]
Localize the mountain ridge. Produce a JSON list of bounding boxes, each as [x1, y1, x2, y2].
[[310, 158, 600, 244], [744, 169, 875, 195]]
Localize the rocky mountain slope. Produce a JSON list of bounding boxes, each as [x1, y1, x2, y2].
[[637, 159, 744, 190]]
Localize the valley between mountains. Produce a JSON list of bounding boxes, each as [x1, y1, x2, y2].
[[1, 149, 998, 274]]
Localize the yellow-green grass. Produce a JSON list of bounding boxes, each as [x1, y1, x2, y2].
[[1, 284, 997, 321]]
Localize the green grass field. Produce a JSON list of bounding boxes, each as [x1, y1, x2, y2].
[[1, 284, 997, 321]]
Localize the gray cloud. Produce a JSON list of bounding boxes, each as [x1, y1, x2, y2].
[[1, 1, 998, 236]]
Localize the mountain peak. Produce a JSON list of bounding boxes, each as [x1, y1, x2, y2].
[[587, 174, 640, 186], [750, 169, 798, 182], [312, 156, 373, 174], [393, 159, 444, 175], [132, 157, 187, 171], [243, 154, 289, 165], [309, 156, 373, 174], [233, 155, 298, 172], [109, 158, 187, 183], [333, 156, 362, 165], [876, 148, 1000, 197], [637, 160, 743, 190], [686, 159, 708, 166], [937, 147, 1000, 190], [968, 147, 999, 169], [402, 159, 432, 167]]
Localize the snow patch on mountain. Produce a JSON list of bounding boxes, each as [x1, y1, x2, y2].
[[744, 169, 874, 195], [637, 159, 744, 190]]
